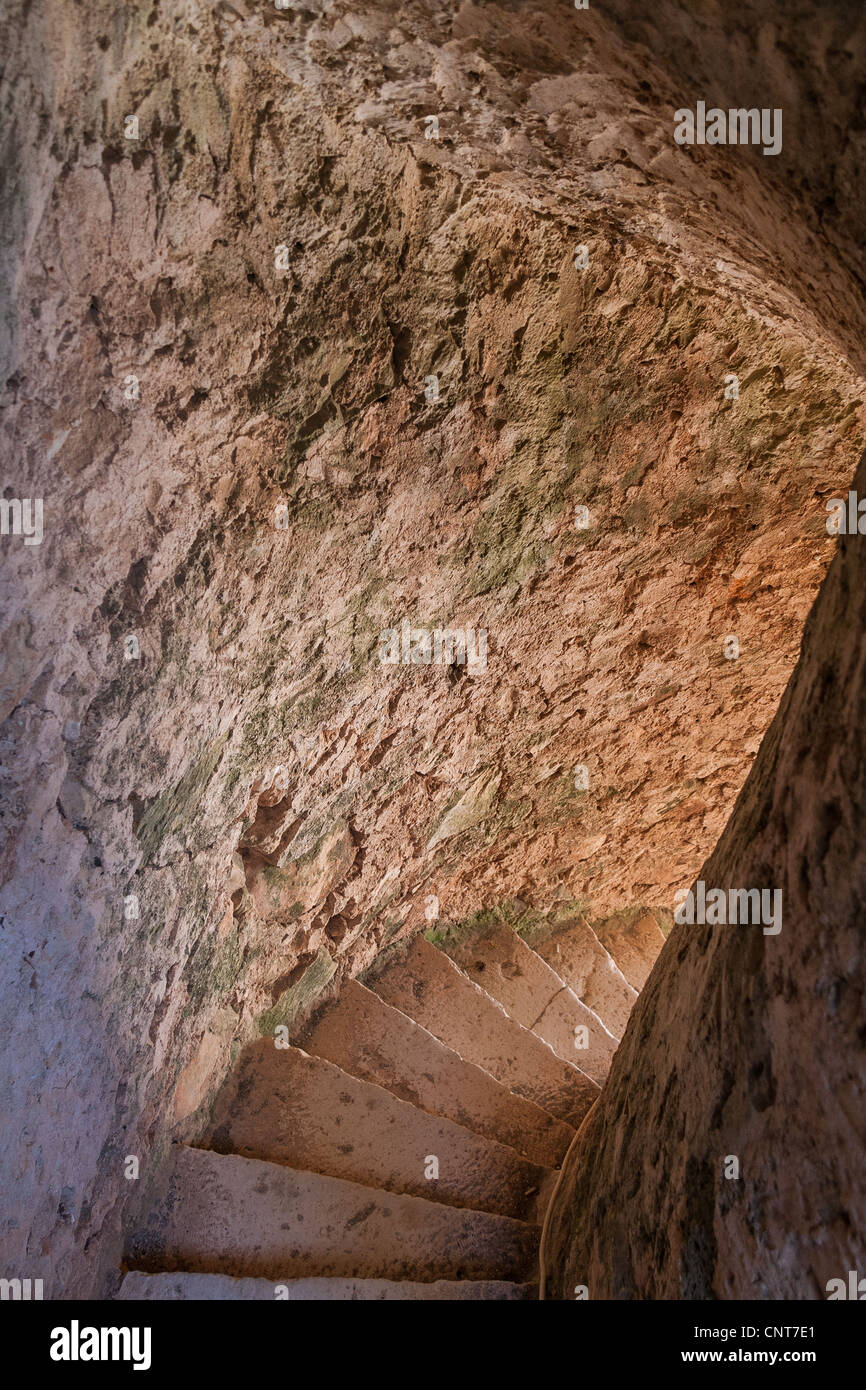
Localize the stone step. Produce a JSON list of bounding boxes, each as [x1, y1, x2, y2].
[[435, 923, 618, 1085], [364, 937, 598, 1126], [528, 915, 637, 1040], [589, 908, 667, 991], [203, 1041, 554, 1221], [295, 979, 575, 1168], [127, 1147, 540, 1284], [118, 1271, 536, 1300]]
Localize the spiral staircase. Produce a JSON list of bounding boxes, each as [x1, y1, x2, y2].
[[119, 909, 667, 1300]]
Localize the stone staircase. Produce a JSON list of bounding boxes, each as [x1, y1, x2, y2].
[[119, 909, 666, 1300]]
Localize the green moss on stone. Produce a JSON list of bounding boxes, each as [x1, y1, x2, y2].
[[134, 734, 229, 866], [256, 947, 336, 1037]]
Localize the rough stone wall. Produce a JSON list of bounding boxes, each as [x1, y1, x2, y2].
[[541, 447, 866, 1299], [0, 1, 863, 1296]]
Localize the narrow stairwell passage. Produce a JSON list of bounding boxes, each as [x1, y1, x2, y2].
[[120, 911, 668, 1300]]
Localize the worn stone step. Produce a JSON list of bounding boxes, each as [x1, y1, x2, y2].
[[118, 1271, 537, 1300], [364, 937, 598, 1126], [436, 923, 618, 1085], [295, 979, 575, 1168], [127, 1147, 540, 1284], [528, 915, 637, 1040], [203, 1041, 553, 1221], [589, 908, 667, 991]]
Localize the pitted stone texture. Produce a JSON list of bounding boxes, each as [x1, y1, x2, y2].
[[203, 1041, 554, 1220], [541, 451, 866, 1300], [118, 1271, 537, 1300], [3, 0, 865, 1298], [588, 909, 668, 993], [128, 1147, 540, 1285], [435, 922, 618, 1084], [296, 980, 575, 1168], [528, 915, 637, 1040], [366, 937, 598, 1126]]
